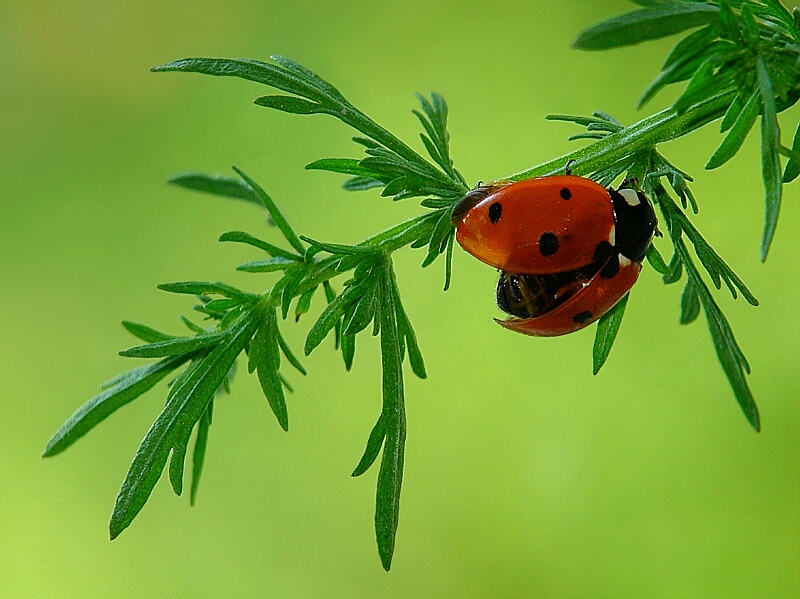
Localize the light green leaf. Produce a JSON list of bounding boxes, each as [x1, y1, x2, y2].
[[342, 278, 379, 337], [158, 281, 253, 299], [304, 281, 365, 355], [277, 330, 307, 376], [783, 119, 800, 183], [168, 172, 262, 207], [374, 264, 406, 571], [305, 158, 385, 179], [341, 333, 356, 371], [342, 176, 385, 191], [252, 310, 289, 431], [43, 356, 191, 457], [218, 231, 300, 261], [190, 398, 213, 506], [253, 95, 326, 114], [109, 306, 261, 540], [294, 287, 316, 322], [121, 321, 176, 344], [232, 167, 306, 255], [119, 333, 224, 358], [645, 244, 671, 275], [592, 293, 629, 375], [720, 94, 744, 133], [679, 279, 701, 324], [706, 92, 760, 169], [351, 414, 386, 477], [756, 56, 782, 261], [236, 257, 297, 273], [572, 4, 718, 51]]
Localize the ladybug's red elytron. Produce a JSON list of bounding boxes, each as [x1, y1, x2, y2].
[[451, 174, 657, 336]]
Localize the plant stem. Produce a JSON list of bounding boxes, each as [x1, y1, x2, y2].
[[510, 88, 736, 181]]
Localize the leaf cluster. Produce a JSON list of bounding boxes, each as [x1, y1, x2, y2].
[[45, 56, 464, 568], [550, 110, 761, 430], [574, 0, 800, 259]]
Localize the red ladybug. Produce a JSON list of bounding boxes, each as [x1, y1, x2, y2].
[[451, 175, 657, 336]]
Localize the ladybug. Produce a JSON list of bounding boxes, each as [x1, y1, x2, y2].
[[451, 173, 657, 336]]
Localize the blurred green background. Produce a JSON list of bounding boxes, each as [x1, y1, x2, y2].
[[2, 1, 798, 597]]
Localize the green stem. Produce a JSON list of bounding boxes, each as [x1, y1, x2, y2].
[[509, 88, 736, 180]]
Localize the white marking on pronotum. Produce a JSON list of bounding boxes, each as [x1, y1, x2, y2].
[[619, 188, 641, 206], [619, 255, 632, 267], [609, 225, 616, 246]]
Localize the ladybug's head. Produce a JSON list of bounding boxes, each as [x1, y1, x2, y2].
[[451, 184, 516, 271], [451, 184, 501, 226]]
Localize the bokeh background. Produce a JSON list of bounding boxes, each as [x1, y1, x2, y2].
[[2, 1, 798, 597]]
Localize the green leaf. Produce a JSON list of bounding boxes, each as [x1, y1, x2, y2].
[[269, 54, 346, 101], [341, 333, 356, 371], [109, 306, 261, 540], [572, 4, 718, 51], [180, 315, 206, 335], [168, 172, 262, 207], [663, 250, 683, 285], [342, 278, 379, 337], [756, 56, 782, 261], [251, 310, 289, 431], [699, 282, 759, 431], [343, 176, 385, 191], [168, 428, 191, 496], [236, 257, 297, 273], [673, 57, 715, 114], [277, 330, 307, 375], [706, 92, 760, 169], [190, 398, 213, 506], [232, 167, 306, 255], [679, 279, 701, 324], [662, 23, 719, 71], [720, 94, 744, 133], [300, 236, 377, 255], [294, 287, 316, 322], [443, 233, 454, 292], [158, 281, 253, 299], [202, 298, 240, 314], [153, 57, 458, 195], [305, 158, 387, 179], [645, 244, 671, 275], [218, 231, 300, 261], [253, 95, 326, 114], [351, 414, 387, 477], [121, 321, 176, 344], [323, 281, 342, 351], [43, 355, 191, 457], [152, 57, 333, 105], [592, 293, 629, 375], [374, 263, 406, 571], [390, 273, 427, 380], [304, 281, 365, 355], [119, 333, 224, 358], [783, 119, 800, 183]]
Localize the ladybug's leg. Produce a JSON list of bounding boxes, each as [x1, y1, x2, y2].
[[564, 158, 576, 176]]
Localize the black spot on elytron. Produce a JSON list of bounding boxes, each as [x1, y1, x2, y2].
[[573, 311, 593, 324], [593, 241, 615, 264], [601, 254, 620, 279], [488, 202, 502, 224], [538, 232, 559, 256], [560, 187, 572, 200]]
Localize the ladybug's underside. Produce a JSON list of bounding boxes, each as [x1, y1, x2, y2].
[[494, 251, 642, 337]]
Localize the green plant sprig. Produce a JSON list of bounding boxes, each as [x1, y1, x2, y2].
[[44, 0, 798, 571]]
